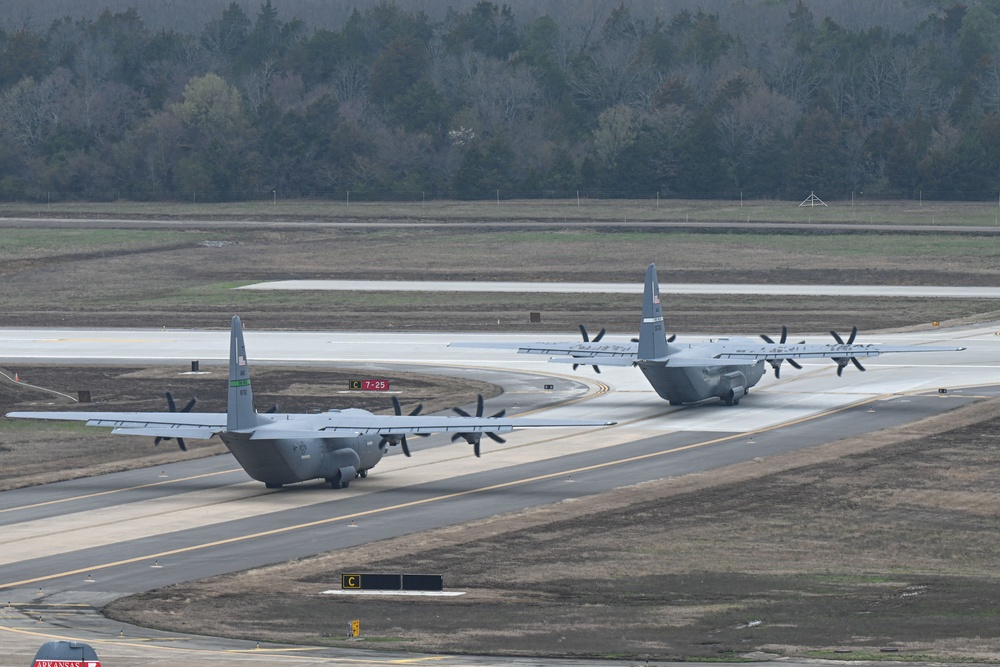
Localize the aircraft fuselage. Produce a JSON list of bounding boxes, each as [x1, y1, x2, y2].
[[220, 431, 385, 488], [637, 360, 765, 405]]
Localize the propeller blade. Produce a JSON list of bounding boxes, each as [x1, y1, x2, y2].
[[831, 330, 845, 345], [382, 398, 421, 457], [847, 325, 858, 344], [160, 392, 195, 451], [592, 365, 601, 374], [449, 396, 506, 456], [763, 325, 790, 346], [265, 404, 279, 413], [837, 364, 845, 377], [788, 359, 802, 369], [667, 333, 676, 343], [579, 324, 590, 342], [592, 328, 606, 343], [851, 357, 866, 372]]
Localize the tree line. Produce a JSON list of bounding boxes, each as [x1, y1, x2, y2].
[[2, 0, 1000, 202]]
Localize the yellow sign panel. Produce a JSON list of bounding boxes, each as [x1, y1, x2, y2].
[[342, 573, 360, 589], [350, 620, 360, 637]]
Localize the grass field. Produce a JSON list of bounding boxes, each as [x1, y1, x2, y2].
[[6, 196, 1000, 226]]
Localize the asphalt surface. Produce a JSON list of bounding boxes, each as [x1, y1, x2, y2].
[[1, 321, 997, 666]]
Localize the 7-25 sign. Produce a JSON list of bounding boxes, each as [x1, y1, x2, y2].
[[349, 379, 390, 391]]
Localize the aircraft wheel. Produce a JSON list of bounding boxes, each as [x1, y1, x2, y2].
[[328, 474, 351, 489], [359, 470, 368, 478], [265, 482, 283, 489], [669, 400, 683, 406]]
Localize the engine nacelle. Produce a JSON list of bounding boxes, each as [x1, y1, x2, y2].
[[720, 370, 748, 405]]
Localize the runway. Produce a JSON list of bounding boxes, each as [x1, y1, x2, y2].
[[1, 322, 998, 666]]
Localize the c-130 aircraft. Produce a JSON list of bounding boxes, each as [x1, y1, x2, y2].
[[452, 264, 964, 407], [6, 316, 613, 489]]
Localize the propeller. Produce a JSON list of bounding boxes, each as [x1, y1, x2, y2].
[[379, 395, 423, 457], [830, 325, 865, 376], [451, 394, 507, 457], [574, 324, 606, 373], [760, 325, 803, 379], [155, 391, 197, 451]]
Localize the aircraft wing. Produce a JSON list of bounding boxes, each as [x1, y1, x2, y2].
[[249, 414, 616, 440], [5, 411, 226, 440], [710, 342, 966, 363], [450, 340, 638, 360]]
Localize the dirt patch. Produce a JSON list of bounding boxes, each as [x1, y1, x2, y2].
[[105, 397, 1000, 662]]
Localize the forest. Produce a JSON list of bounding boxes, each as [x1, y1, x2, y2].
[[1, 0, 1000, 202]]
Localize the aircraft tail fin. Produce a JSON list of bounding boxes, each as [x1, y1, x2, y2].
[[227, 315, 261, 431], [637, 263, 670, 361]]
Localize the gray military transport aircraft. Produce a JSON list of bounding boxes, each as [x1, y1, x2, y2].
[[6, 316, 614, 489], [452, 264, 965, 407]]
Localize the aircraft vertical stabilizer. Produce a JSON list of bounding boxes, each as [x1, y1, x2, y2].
[[227, 315, 261, 431], [638, 263, 669, 361]]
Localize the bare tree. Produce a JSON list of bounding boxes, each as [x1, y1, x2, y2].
[[120, 110, 186, 192], [239, 57, 278, 113], [332, 60, 368, 107], [459, 52, 541, 137], [568, 39, 659, 110], [0, 69, 71, 151], [716, 79, 800, 186], [977, 56, 1000, 115], [66, 81, 148, 146]]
